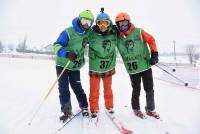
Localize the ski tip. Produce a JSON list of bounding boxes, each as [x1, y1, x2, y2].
[[121, 127, 133, 134], [122, 130, 133, 134]]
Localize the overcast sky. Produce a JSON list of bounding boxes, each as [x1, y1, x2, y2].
[[0, 0, 200, 52]]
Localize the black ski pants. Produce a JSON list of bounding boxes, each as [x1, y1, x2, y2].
[[129, 68, 155, 111]]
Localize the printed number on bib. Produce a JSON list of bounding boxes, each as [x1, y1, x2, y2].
[[72, 59, 81, 68], [100, 60, 110, 69], [127, 62, 138, 70]]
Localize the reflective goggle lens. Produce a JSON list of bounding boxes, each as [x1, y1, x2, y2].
[[118, 20, 129, 27], [80, 18, 92, 26], [96, 20, 111, 27]]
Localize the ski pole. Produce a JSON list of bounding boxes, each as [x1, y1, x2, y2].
[[155, 64, 188, 87], [55, 110, 82, 134], [158, 62, 176, 72], [28, 60, 71, 125]]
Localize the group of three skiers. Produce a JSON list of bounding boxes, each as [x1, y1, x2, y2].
[[53, 8, 160, 122]]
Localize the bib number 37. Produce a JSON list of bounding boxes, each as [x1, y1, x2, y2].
[[100, 60, 109, 69]]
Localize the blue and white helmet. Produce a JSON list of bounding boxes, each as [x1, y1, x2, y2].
[[96, 8, 112, 25]]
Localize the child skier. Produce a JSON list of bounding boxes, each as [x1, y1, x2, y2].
[[53, 10, 94, 122], [115, 12, 160, 119], [88, 8, 117, 118]]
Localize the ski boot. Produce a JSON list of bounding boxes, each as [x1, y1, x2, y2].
[[91, 111, 98, 118], [145, 107, 160, 119], [59, 111, 73, 123], [107, 108, 114, 114], [82, 108, 89, 117], [133, 109, 146, 119], [90, 111, 99, 124]]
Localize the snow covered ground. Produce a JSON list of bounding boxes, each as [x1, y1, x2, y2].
[[0, 57, 200, 134]]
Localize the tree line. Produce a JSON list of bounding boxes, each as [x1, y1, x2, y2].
[[0, 40, 199, 64]]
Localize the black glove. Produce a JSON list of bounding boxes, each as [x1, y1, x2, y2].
[[66, 51, 77, 61], [150, 52, 159, 65]]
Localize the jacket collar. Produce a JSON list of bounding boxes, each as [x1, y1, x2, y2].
[[72, 17, 86, 34]]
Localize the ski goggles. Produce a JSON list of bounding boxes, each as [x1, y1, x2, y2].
[[96, 20, 111, 27], [80, 18, 92, 26], [118, 20, 129, 27]]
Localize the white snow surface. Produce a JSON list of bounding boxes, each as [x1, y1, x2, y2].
[[0, 57, 200, 134]]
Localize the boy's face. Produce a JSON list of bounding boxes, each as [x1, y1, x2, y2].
[[96, 20, 111, 32], [99, 25, 108, 32], [80, 18, 92, 30], [118, 20, 129, 32]]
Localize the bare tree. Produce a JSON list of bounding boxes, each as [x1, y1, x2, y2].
[[8, 44, 15, 52], [194, 53, 199, 61], [186, 44, 197, 64], [16, 37, 27, 53], [0, 41, 4, 53]]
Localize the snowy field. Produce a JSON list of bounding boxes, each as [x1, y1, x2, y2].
[[0, 57, 200, 134]]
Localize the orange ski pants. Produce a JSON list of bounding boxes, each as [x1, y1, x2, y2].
[[89, 76, 113, 112]]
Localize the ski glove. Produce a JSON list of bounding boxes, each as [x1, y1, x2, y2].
[[150, 52, 159, 65], [66, 51, 77, 61]]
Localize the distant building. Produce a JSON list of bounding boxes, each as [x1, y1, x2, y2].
[[44, 44, 54, 55]]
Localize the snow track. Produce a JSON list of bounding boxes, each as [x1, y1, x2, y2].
[[0, 57, 200, 134]]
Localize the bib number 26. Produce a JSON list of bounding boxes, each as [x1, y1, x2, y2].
[[127, 62, 138, 70]]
